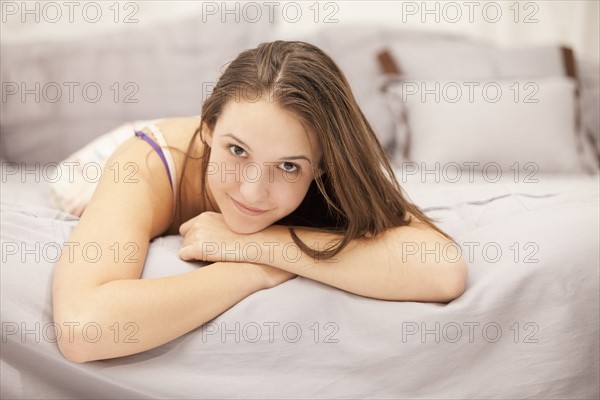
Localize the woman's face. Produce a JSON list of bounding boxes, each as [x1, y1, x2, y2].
[[203, 97, 322, 234]]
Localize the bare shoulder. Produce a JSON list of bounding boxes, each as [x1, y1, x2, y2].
[[154, 117, 202, 153], [152, 117, 205, 232], [405, 211, 425, 227]]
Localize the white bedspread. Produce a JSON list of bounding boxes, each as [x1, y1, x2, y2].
[[1, 163, 598, 399]]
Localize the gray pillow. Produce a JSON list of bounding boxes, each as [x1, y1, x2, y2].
[[0, 16, 271, 163], [378, 39, 599, 172]]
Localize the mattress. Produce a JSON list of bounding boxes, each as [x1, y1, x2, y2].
[[1, 162, 599, 399]]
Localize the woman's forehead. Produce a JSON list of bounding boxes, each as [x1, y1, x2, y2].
[[217, 99, 322, 161]]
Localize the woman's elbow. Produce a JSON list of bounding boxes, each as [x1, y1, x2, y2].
[[53, 308, 99, 363], [53, 318, 93, 363], [52, 300, 100, 363], [57, 337, 90, 364], [438, 257, 468, 302]]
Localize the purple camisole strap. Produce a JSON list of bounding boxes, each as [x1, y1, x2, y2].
[[134, 130, 174, 190]]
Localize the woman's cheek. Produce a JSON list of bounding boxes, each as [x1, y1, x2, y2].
[[276, 179, 312, 216], [208, 155, 236, 191], [207, 167, 223, 195]]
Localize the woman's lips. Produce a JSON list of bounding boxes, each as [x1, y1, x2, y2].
[[230, 196, 269, 216]]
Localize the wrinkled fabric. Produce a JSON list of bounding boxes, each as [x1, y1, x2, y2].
[[1, 170, 599, 399]]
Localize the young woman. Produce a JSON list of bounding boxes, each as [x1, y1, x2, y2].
[[52, 40, 467, 363]]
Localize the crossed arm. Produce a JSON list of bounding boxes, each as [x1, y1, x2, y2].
[[54, 133, 469, 363], [179, 212, 468, 303], [55, 213, 466, 363]]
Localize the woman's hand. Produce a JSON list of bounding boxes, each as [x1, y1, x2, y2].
[[179, 212, 297, 288], [179, 212, 249, 262], [252, 264, 298, 289]]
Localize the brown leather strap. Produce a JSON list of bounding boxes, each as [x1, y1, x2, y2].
[[561, 46, 577, 80], [377, 49, 402, 75]]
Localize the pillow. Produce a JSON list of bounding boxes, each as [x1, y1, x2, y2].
[[378, 43, 599, 174], [0, 14, 272, 164], [387, 41, 567, 80], [383, 76, 591, 174], [48, 120, 155, 217], [295, 27, 492, 158]]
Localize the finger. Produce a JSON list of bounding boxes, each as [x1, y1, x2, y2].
[[179, 219, 192, 236], [179, 234, 189, 249], [179, 245, 194, 261]]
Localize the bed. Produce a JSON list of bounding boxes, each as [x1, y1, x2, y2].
[[1, 17, 599, 400], [2, 163, 598, 399]]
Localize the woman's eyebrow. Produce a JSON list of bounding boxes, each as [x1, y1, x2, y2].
[[223, 133, 253, 151], [276, 155, 312, 163], [223, 133, 312, 164]]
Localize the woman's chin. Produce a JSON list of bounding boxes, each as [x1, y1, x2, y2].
[[224, 216, 269, 235], [230, 226, 261, 235]]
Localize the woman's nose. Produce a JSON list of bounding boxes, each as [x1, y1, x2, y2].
[[238, 163, 270, 203]]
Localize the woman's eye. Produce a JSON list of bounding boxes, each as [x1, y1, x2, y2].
[[228, 144, 246, 157], [279, 162, 299, 173]]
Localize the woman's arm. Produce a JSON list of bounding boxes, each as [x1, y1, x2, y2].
[[55, 261, 268, 363], [180, 213, 467, 303], [253, 224, 468, 302], [52, 135, 283, 363]]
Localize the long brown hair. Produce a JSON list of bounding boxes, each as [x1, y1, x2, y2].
[[176, 40, 455, 259]]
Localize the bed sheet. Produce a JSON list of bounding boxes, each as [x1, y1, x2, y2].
[[1, 163, 599, 399]]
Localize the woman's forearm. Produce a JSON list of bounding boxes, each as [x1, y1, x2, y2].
[[54, 262, 266, 363], [177, 212, 466, 302], [253, 224, 467, 302]]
